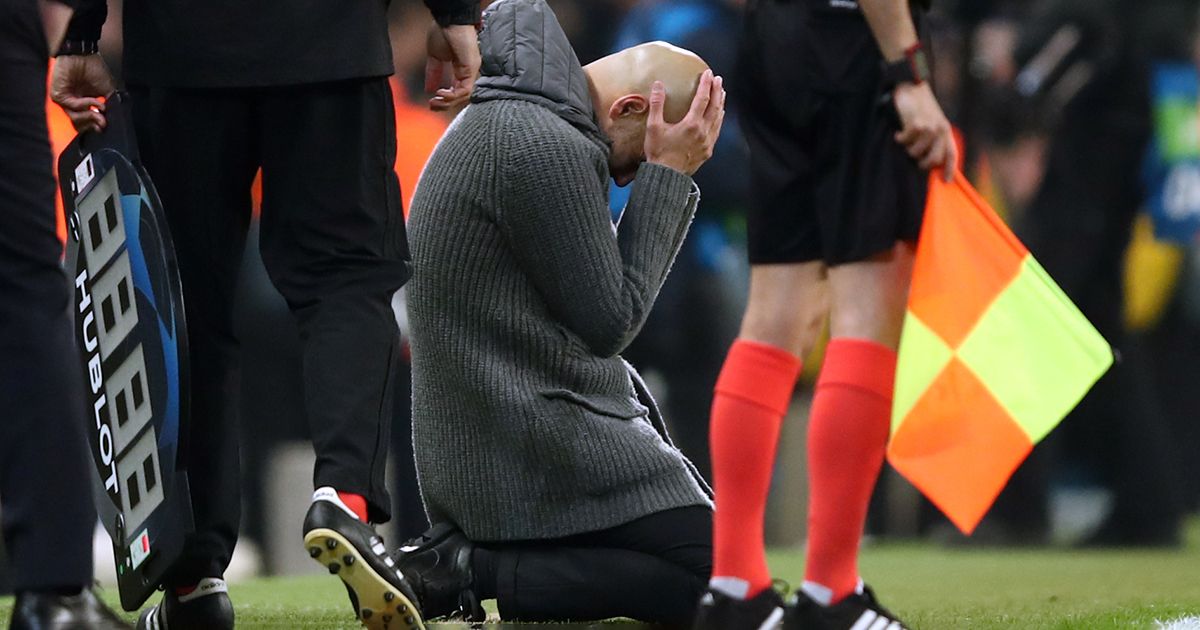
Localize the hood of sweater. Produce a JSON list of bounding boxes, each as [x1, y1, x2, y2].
[[471, 0, 610, 153]]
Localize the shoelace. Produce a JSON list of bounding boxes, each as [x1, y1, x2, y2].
[[390, 533, 432, 563], [771, 578, 792, 600], [404, 532, 435, 548]]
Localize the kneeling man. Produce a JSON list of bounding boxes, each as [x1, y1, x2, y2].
[[396, 0, 725, 625]]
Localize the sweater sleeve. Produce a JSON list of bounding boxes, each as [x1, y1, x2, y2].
[[62, 0, 107, 44], [498, 131, 698, 358], [424, 0, 481, 26]]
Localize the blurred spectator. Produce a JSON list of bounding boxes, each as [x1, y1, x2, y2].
[[940, 0, 1198, 547], [608, 0, 750, 482], [1131, 4, 1200, 525], [550, 0, 637, 64], [1017, 0, 1195, 548]]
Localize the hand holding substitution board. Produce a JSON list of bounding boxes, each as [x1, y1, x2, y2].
[[58, 91, 194, 612]]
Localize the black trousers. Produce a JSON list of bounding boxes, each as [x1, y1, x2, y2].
[[389, 354, 430, 541], [0, 0, 97, 591], [475, 506, 712, 627], [128, 79, 409, 585]]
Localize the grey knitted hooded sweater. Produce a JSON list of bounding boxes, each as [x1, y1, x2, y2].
[[406, 0, 712, 542]]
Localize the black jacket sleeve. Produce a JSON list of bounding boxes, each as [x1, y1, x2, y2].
[[424, 0, 480, 26], [63, 0, 107, 45]]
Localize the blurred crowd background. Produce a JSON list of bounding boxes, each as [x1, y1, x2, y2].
[[15, 0, 1200, 585]]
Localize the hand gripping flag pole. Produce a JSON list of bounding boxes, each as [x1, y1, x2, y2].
[[888, 170, 1113, 535]]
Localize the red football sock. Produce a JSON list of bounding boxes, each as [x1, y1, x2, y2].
[[710, 339, 802, 599], [804, 338, 896, 604], [337, 491, 368, 522]]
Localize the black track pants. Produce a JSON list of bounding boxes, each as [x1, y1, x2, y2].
[[0, 0, 97, 592], [129, 78, 409, 585]]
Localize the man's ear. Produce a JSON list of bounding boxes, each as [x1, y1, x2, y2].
[[608, 94, 650, 119]]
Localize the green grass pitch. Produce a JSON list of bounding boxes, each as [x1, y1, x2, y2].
[[2, 521, 1197, 628]]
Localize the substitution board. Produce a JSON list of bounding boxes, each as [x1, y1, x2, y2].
[[58, 91, 194, 611]]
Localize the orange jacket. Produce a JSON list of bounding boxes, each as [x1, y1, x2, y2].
[[47, 61, 77, 244]]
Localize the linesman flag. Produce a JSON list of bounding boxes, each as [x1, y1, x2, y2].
[[888, 172, 1113, 535]]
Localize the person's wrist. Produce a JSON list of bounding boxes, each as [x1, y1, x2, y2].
[[892, 80, 930, 97], [883, 39, 919, 64], [647, 153, 685, 174], [441, 22, 480, 35], [433, 6, 481, 27], [882, 41, 930, 89]]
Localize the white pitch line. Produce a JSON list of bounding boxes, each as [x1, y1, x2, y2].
[[1156, 616, 1200, 630]]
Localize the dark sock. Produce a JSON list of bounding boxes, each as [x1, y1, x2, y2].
[[46, 585, 84, 597], [471, 547, 499, 600]]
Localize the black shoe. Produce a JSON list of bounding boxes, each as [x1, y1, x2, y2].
[[785, 585, 909, 630], [135, 578, 233, 630], [692, 586, 785, 630], [10, 588, 131, 630], [303, 488, 426, 630], [391, 523, 484, 622]]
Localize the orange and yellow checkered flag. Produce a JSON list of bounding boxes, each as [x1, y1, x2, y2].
[[888, 172, 1113, 535]]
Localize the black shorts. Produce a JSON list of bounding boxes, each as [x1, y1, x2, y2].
[[735, 0, 928, 265]]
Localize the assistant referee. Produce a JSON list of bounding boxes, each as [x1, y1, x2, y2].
[[696, 0, 955, 628]]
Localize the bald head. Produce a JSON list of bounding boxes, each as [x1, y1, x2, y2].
[[585, 41, 709, 124], [582, 41, 712, 186]]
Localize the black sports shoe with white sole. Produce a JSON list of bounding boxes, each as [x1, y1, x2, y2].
[[391, 523, 484, 622], [135, 578, 234, 630], [692, 586, 786, 630], [303, 487, 425, 630], [11, 588, 132, 630], [785, 585, 909, 630]]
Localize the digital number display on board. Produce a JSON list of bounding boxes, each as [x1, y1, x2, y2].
[[73, 164, 166, 536]]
